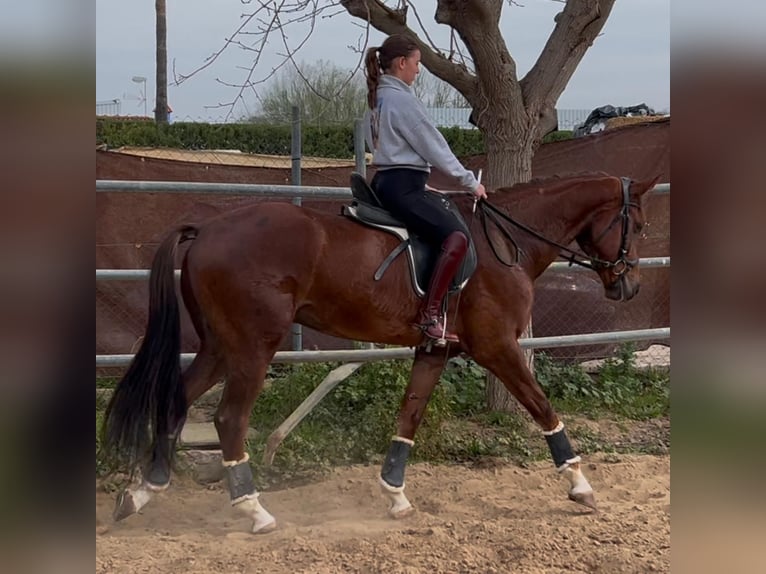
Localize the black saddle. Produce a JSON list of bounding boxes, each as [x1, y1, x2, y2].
[[341, 172, 478, 297]]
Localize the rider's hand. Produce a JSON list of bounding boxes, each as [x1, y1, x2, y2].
[[474, 183, 488, 200]]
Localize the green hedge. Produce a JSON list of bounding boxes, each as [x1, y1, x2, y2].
[[96, 118, 571, 159]]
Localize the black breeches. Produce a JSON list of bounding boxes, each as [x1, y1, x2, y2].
[[371, 168, 464, 248]]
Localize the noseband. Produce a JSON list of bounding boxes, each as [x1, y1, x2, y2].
[[478, 177, 638, 274], [587, 177, 639, 276]]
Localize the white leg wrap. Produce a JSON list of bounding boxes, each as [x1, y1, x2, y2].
[[128, 484, 154, 512], [542, 421, 565, 436], [223, 453, 276, 533], [222, 452, 250, 467], [113, 481, 157, 521], [391, 435, 415, 446], [556, 455, 582, 473], [560, 459, 593, 496], [379, 476, 413, 518], [232, 492, 277, 534]]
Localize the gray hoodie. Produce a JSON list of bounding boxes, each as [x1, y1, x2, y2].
[[364, 75, 478, 191]]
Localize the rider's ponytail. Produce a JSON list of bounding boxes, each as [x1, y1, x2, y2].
[[365, 34, 419, 110]]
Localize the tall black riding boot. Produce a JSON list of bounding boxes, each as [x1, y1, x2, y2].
[[417, 231, 468, 344]]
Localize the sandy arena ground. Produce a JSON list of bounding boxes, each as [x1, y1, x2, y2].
[[97, 453, 669, 573]]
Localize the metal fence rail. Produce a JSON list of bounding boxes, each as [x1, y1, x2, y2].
[[96, 180, 352, 198], [95, 257, 670, 281], [97, 180, 670, 196], [97, 328, 669, 368]]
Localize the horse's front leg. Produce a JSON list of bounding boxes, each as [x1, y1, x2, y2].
[[473, 342, 597, 510], [379, 347, 450, 518]]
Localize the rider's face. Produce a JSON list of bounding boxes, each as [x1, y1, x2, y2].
[[396, 50, 421, 86]]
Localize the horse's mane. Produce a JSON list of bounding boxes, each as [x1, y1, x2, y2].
[[494, 171, 612, 196], [450, 171, 615, 215]]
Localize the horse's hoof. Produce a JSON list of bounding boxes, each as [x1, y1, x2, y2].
[[113, 490, 137, 521], [113, 484, 155, 521], [379, 478, 413, 518], [252, 519, 277, 534], [389, 505, 414, 519], [568, 490, 598, 511]]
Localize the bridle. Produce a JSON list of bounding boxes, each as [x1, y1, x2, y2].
[[477, 177, 639, 276]]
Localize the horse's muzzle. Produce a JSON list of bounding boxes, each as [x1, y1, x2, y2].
[[605, 275, 639, 302]]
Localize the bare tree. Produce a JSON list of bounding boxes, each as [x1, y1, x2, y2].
[[414, 68, 468, 108], [176, 0, 614, 178], [155, 0, 168, 124], [252, 61, 368, 125], [176, 0, 616, 410]]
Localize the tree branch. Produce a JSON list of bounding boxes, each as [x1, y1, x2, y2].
[[174, 0, 346, 121], [521, 0, 616, 112], [534, 102, 559, 140], [340, 0, 477, 99], [432, 0, 522, 130]]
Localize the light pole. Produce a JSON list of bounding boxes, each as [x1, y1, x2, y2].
[[131, 76, 147, 117]]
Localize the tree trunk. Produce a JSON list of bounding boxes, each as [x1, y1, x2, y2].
[[155, 0, 168, 125], [484, 136, 535, 190], [484, 323, 535, 414], [481, 118, 536, 412]]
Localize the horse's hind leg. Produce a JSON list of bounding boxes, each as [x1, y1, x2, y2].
[[473, 342, 596, 510], [145, 343, 225, 485], [114, 343, 224, 521], [214, 352, 279, 534], [379, 347, 451, 518], [142, 265, 228, 487]]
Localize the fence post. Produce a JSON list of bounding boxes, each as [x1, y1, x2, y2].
[[354, 118, 366, 178], [291, 105, 303, 352], [352, 117, 375, 351]]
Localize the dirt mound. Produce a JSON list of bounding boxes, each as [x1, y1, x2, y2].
[[97, 454, 669, 573], [604, 115, 668, 130]]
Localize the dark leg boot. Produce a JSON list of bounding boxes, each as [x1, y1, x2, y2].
[[417, 231, 468, 344]]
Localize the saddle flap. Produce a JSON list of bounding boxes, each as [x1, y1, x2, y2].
[[350, 172, 383, 208], [352, 202, 405, 227]]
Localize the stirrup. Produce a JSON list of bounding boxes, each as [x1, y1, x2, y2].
[[418, 319, 458, 346]]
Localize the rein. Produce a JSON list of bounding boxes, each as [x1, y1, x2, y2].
[[476, 177, 639, 275]]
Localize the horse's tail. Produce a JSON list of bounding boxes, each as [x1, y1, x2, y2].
[[101, 224, 198, 474]]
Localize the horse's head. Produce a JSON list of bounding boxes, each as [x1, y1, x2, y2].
[[575, 175, 661, 302]]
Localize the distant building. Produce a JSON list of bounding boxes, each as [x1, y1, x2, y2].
[[96, 99, 121, 116], [427, 107, 592, 131]]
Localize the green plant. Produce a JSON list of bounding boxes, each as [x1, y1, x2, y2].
[[535, 346, 669, 420], [438, 357, 487, 416], [96, 118, 492, 159], [244, 361, 413, 486], [541, 130, 574, 143], [566, 424, 617, 455], [242, 359, 531, 487], [93, 345, 669, 483], [96, 409, 108, 477], [252, 60, 368, 126], [535, 352, 596, 401], [596, 345, 670, 419]]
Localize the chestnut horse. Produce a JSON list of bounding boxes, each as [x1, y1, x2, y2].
[[102, 172, 658, 533]]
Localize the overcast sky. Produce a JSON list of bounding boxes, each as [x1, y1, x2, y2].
[[96, 0, 670, 122]]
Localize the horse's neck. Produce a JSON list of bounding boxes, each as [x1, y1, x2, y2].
[[499, 179, 616, 278]]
